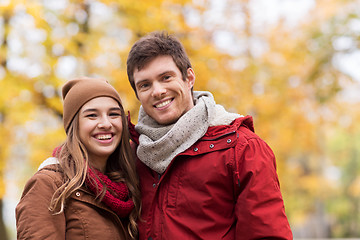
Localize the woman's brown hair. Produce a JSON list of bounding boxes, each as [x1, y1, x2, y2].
[[49, 101, 141, 239]]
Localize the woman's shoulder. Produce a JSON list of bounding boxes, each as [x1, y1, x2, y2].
[[28, 158, 63, 188], [18, 161, 63, 201], [38, 157, 60, 170]]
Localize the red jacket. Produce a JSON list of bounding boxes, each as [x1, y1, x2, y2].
[[129, 115, 293, 240]]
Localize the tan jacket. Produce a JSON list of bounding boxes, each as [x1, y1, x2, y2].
[[16, 164, 131, 240]]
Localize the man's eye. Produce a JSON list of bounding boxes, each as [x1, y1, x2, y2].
[[163, 75, 171, 80], [138, 83, 150, 90]]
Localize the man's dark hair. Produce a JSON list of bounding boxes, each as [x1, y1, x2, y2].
[[126, 31, 192, 96]]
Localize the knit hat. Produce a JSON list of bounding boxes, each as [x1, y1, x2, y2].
[[62, 77, 122, 132]]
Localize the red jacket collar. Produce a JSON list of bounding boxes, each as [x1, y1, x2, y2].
[[203, 115, 254, 139], [127, 112, 139, 145], [127, 112, 254, 144]]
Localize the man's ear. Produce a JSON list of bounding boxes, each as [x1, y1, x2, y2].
[[186, 68, 195, 89]]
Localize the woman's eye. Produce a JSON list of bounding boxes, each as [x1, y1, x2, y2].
[[109, 112, 121, 117], [86, 114, 97, 118]]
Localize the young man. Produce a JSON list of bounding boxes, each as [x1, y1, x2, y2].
[[127, 31, 293, 240]]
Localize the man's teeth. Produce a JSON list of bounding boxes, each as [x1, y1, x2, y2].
[[156, 99, 171, 108], [96, 134, 112, 140]]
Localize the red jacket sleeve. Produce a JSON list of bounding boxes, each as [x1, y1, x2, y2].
[[234, 135, 293, 239]]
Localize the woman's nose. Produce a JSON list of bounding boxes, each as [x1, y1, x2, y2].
[[97, 116, 111, 129]]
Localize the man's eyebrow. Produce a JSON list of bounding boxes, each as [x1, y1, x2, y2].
[[135, 70, 176, 87], [158, 70, 175, 77], [135, 79, 148, 86]]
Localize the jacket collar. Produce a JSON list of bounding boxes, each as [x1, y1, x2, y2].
[[202, 115, 254, 139], [128, 112, 254, 144], [38, 157, 60, 171], [127, 112, 139, 145]]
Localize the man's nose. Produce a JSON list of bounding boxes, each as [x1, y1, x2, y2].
[[151, 82, 166, 98]]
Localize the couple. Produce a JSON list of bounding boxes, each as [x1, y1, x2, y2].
[[16, 31, 293, 240]]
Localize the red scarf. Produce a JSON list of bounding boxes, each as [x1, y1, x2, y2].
[[52, 147, 134, 218], [85, 167, 134, 218]]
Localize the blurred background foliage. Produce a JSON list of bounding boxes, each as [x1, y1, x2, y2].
[[1, 0, 360, 239]]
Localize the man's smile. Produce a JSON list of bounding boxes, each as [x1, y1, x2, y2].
[[155, 99, 173, 109]]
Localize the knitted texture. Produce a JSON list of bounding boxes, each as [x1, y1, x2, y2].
[[135, 91, 241, 174], [85, 167, 134, 218], [51, 147, 134, 218]]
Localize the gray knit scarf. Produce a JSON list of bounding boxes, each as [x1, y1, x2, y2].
[[135, 91, 242, 174]]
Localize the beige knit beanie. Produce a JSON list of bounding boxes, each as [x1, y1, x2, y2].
[[62, 77, 122, 132]]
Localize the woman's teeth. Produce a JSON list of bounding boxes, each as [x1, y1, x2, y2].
[[96, 134, 112, 140]]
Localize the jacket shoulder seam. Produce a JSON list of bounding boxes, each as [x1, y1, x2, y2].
[[35, 168, 64, 187]]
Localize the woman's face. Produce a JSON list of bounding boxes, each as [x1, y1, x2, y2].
[[78, 97, 123, 168]]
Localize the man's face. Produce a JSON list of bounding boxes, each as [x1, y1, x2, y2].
[[133, 55, 195, 125]]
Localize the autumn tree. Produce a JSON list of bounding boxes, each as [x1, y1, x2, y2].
[[0, 0, 359, 238]]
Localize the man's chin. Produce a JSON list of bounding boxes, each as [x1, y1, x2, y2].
[[152, 115, 178, 125]]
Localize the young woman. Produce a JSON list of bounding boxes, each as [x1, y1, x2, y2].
[[16, 77, 141, 239]]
